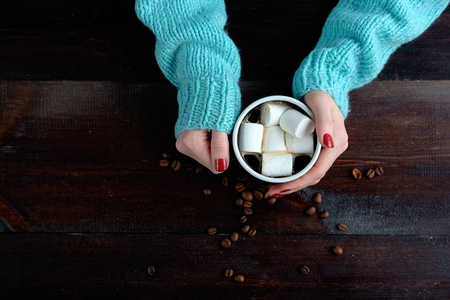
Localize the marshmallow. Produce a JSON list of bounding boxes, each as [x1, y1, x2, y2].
[[261, 153, 293, 177], [262, 126, 286, 153], [279, 109, 315, 138], [238, 122, 264, 153], [285, 133, 315, 155], [260, 102, 290, 127]]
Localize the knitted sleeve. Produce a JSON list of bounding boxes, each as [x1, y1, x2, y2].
[[135, 0, 241, 138], [293, 0, 449, 119]]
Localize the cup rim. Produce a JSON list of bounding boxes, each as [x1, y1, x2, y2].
[[232, 95, 321, 183]]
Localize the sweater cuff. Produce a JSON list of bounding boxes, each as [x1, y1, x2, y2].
[[292, 51, 351, 119], [174, 75, 241, 138]]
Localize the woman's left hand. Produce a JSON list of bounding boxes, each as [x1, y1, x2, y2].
[[267, 90, 348, 198]]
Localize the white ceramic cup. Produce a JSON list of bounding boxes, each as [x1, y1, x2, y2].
[[232, 95, 321, 183]]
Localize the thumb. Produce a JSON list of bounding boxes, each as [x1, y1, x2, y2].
[[305, 91, 335, 149], [210, 130, 230, 173]]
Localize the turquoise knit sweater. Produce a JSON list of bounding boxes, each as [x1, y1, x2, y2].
[[135, 0, 448, 137]]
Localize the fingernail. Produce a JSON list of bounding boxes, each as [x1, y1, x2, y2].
[[214, 159, 227, 172], [323, 133, 334, 148], [280, 189, 291, 194], [271, 193, 284, 199]]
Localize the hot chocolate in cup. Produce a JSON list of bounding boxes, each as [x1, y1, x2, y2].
[[232, 95, 321, 183]]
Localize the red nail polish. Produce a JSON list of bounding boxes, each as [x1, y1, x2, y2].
[[271, 193, 284, 198], [214, 159, 227, 172], [280, 189, 291, 194], [323, 133, 334, 148]]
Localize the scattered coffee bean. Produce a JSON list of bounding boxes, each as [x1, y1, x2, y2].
[[237, 173, 248, 182], [337, 223, 348, 231], [375, 166, 384, 176], [221, 177, 229, 187], [171, 160, 181, 171], [305, 206, 316, 216], [320, 211, 330, 219], [241, 190, 253, 201], [147, 265, 156, 275], [162, 152, 172, 159], [195, 166, 204, 174], [248, 227, 257, 237], [313, 192, 322, 204], [333, 246, 344, 256], [203, 188, 212, 196], [366, 169, 375, 178], [239, 215, 248, 223], [235, 198, 244, 206], [243, 208, 253, 216], [243, 201, 252, 208], [352, 168, 362, 179], [299, 265, 310, 275], [258, 185, 268, 193], [185, 163, 194, 171], [230, 232, 239, 243], [225, 268, 233, 278], [207, 227, 217, 235], [234, 274, 245, 283], [267, 197, 276, 205], [159, 159, 169, 167], [235, 183, 246, 192], [221, 238, 232, 248], [253, 190, 264, 201], [242, 225, 250, 233]]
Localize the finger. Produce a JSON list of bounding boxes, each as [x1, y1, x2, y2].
[[176, 130, 214, 171], [210, 130, 230, 173], [305, 92, 334, 149]]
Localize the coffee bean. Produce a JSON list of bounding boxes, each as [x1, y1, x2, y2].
[[253, 190, 264, 201], [337, 223, 348, 231], [258, 185, 268, 193], [195, 166, 204, 174], [237, 173, 248, 182], [299, 265, 310, 275], [162, 152, 172, 159], [313, 192, 322, 204], [185, 163, 194, 171], [234, 274, 245, 283], [221, 238, 232, 248], [221, 177, 229, 187], [239, 215, 248, 223], [248, 227, 257, 237], [171, 160, 181, 171], [207, 227, 217, 235], [243, 208, 253, 215], [235, 198, 244, 206], [243, 201, 252, 208], [366, 169, 375, 178], [375, 166, 384, 176], [147, 265, 156, 275], [267, 197, 276, 205], [159, 159, 169, 167], [235, 183, 246, 192], [320, 211, 330, 219], [203, 188, 212, 196], [352, 168, 362, 179], [225, 268, 233, 278], [305, 206, 316, 216], [333, 246, 344, 256], [242, 225, 250, 233], [241, 190, 253, 201], [230, 232, 239, 242]]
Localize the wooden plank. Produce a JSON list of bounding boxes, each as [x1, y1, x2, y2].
[[0, 81, 448, 235], [0, 234, 448, 299], [0, 1, 448, 81]]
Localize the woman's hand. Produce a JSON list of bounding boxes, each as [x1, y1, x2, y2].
[[267, 90, 348, 197], [176, 129, 229, 174]]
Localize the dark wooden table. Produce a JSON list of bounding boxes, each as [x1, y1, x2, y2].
[[0, 1, 449, 299]]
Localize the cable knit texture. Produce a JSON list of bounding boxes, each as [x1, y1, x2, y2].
[[293, 0, 449, 119], [135, 0, 241, 137]]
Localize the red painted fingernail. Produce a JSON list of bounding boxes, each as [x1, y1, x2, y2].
[[323, 133, 334, 148], [271, 193, 284, 199], [280, 189, 291, 194], [214, 159, 227, 172]]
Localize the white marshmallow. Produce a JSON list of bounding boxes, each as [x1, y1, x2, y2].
[[260, 102, 290, 127], [238, 122, 264, 153], [285, 133, 315, 155], [262, 126, 286, 152], [279, 109, 315, 138], [261, 153, 293, 177]]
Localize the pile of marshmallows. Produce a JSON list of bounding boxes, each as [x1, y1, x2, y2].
[[238, 101, 316, 177]]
